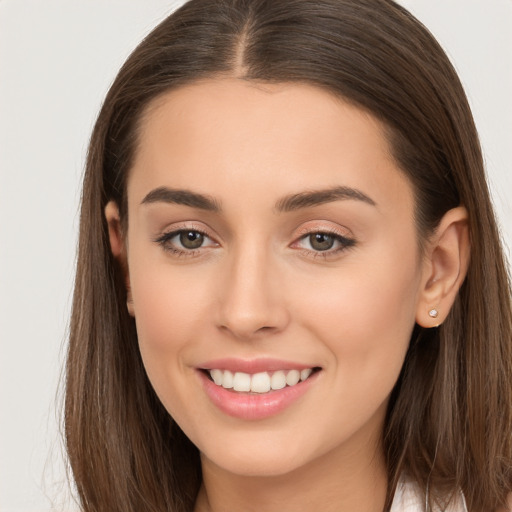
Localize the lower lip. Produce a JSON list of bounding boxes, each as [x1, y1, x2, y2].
[[198, 370, 319, 420]]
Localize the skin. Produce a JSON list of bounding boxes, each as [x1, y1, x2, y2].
[[106, 79, 470, 512]]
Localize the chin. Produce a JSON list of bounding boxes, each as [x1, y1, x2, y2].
[[206, 453, 308, 478], [197, 432, 328, 478], [201, 446, 305, 477]]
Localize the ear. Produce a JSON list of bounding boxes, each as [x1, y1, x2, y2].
[[105, 201, 135, 317], [416, 206, 470, 328]]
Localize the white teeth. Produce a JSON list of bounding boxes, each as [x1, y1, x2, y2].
[[233, 372, 251, 392], [286, 369, 300, 386], [300, 368, 312, 381], [222, 370, 234, 389], [250, 372, 271, 393], [208, 368, 316, 393], [270, 370, 286, 390], [211, 369, 223, 386]]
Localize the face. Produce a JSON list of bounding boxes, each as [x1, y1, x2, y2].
[[116, 79, 428, 477]]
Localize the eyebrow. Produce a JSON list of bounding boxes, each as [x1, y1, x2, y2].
[[141, 187, 221, 211], [275, 186, 376, 212], [140, 185, 376, 213]]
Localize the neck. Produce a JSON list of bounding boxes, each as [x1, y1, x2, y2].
[[194, 432, 388, 512]]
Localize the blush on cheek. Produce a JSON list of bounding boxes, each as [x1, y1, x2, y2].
[[131, 277, 199, 353], [298, 260, 418, 363]]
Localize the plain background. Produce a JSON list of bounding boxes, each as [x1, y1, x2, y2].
[[0, 1, 511, 511]]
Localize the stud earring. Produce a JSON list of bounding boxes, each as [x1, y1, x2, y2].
[[428, 308, 439, 319]]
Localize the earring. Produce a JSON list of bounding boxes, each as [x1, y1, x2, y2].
[[428, 308, 439, 318]]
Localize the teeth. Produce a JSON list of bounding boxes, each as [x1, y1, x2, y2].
[[300, 368, 312, 381], [233, 372, 251, 392], [208, 368, 315, 393], [286, 369, 300, 386], [250, 372, 271, 393], [222, 370, 234, 389], [271, 370, 286, 390], [211, 369, 223, 386]]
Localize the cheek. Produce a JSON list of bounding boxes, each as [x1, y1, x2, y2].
[[128, 237, 214, 342], [126, 253, 214, 394], [132, 273, 195, 352], [127, 261, 216, 428], [293, 246, 421, 392]]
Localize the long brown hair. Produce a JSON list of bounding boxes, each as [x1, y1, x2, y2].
[[65, 1, 512, 510]]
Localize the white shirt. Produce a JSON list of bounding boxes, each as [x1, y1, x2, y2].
[[390, 477, 468, 512]]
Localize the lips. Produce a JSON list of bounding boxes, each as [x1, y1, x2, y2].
[[199, 357, 318, 373], [197, 358, 321, 420]]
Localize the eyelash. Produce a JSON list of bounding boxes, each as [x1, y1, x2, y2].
[[154, 227, 356, 259], [293, 228, 356, 259], [153, 227, 216, 257]]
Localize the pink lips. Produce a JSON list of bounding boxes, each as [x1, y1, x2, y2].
[[197, 358, 320, 421], [199, 357, 316, 374]]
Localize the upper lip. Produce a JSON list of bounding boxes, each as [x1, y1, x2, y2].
[[198, 358, 320, 374]]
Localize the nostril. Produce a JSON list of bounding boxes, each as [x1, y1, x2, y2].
[[217, 320, 284, 340], [255, 326, 275, 333]]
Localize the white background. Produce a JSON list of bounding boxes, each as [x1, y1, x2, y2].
[[0, 1, 510, 511]]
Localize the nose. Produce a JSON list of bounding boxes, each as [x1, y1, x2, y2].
[[215, 244, 290, 340]]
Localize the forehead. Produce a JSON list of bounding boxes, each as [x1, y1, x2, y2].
[[129, 78, 413, 216]]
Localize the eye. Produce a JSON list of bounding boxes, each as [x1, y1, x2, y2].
[[293, 229, 356, 255], [308, 233, 337, 251], [154, 228, 217, 254], [178, 230, 205, 249]]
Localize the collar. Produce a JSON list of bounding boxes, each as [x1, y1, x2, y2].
[[390, 476, 468, 512]]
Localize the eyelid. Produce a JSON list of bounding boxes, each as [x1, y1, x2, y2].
[[294, 220, 354, 240], [290, 222, 356, 257], [153, 222, 219, 255], [154, 220, 217, 240], [152, 220, 355, 258]]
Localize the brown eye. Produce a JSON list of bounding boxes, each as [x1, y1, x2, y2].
[[309, 233, 335, 251], [179, 231, 204, 249], [292, 229, 355, 257], [155, 227, 218, 255]]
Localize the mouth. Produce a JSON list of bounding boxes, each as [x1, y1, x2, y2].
[[197, 361, 322, 420], [201, 367, 322, 394]]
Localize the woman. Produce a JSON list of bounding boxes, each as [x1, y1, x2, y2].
[[65, 0, 512, 510]]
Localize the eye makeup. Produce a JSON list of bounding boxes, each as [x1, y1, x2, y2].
[[152, 222, 356, 261]]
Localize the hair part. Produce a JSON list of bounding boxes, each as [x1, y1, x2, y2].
[[66, 1, 512, 510]]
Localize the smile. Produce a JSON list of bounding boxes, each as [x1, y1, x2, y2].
[[198, 360, 322, 420], [208, 368, 314, 393]]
